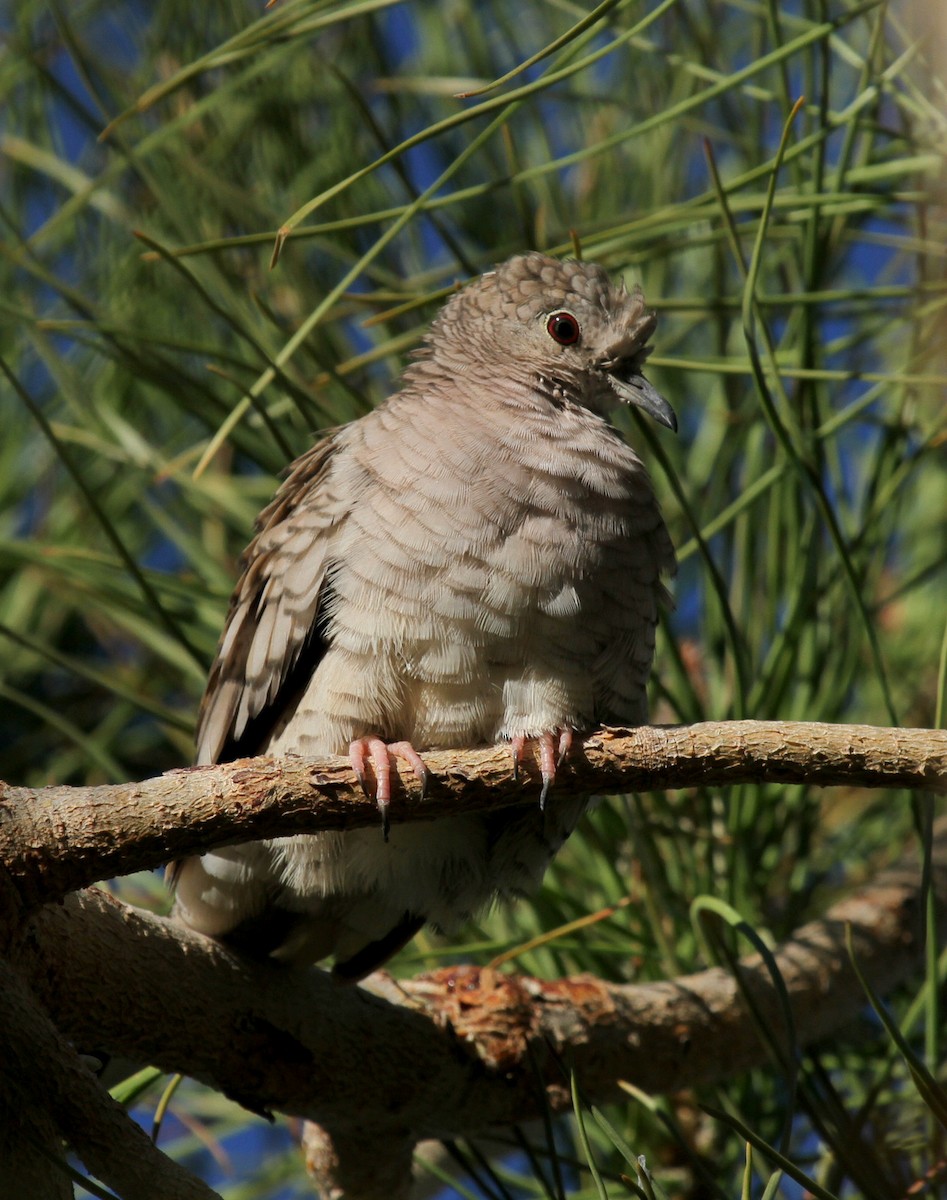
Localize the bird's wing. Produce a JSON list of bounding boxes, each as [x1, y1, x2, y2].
[[196, 430, 356, 765]]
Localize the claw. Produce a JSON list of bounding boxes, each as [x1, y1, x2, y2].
[[508, 728, 575, 809], [538, 732, 557, 810], [510, 734, 527, 782], [348, 741, 372, 799], [348, 736, 430, 842], [387, 742, 429, 800], [557, 727, 573, 768]]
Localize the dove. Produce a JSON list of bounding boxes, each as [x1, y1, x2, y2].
[[171, 253, 676, 981]]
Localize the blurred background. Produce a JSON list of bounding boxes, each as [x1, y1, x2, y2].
[[2, 1, 945, 1196]]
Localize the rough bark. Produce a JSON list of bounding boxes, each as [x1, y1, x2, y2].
[[0, 955, 221, 1200], [2, 720, 945, 1198], [9, 820, 946, 1152], [1, 721, 944, 909], [301, 1123, 416, 1200]]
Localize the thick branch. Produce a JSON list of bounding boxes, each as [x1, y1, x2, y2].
[[12, 818, 947, 1146], [0, 955, 220, 1200], [2, 721, 944, 908]]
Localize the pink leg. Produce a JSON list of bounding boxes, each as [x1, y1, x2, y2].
[[349, 736, 429, 840], [510, 728, 575, 808]]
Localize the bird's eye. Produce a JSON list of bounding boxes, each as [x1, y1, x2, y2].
[[546, 311, 580, 345]]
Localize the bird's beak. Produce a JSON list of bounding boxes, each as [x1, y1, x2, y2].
[[608, 371, 678, 432]]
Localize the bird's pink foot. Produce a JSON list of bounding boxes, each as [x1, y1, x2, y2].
[[511, 728, 574, 808], [349, 737, 430, 840]]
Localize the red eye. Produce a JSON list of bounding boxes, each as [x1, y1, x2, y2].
[[546, 311, 580, 345]]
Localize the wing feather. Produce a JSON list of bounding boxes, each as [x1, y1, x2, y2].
[[196, 431, 355, 765]]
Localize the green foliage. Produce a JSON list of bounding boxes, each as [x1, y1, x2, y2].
[[2, 0, 945, 1196]]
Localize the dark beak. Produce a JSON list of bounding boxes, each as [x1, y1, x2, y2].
[[608, 371, 677, 432]]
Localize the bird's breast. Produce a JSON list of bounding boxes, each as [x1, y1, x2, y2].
[[311, 393, 666, 747]]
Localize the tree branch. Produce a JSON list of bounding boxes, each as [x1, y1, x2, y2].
[[11, 817, 947, 1153], [3, 720, 944, 1197], [0, 953, 221, 1200], [2, 721, 944, 908]]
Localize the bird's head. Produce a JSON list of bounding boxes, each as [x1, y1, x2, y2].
[[426, 252, 676, 431]]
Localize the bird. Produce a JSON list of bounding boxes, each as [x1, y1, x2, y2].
[[170, 252, 676, 981]]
